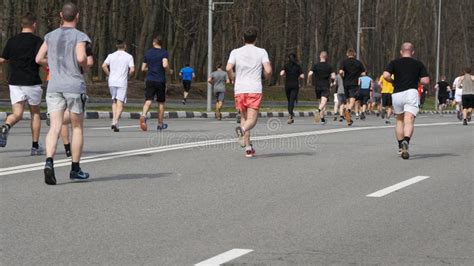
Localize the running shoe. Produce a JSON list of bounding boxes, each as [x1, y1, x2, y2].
[[463, 119, 468, 125], [339, 116, 344, 122], [376, 112, 380, 117], [111, 124, 120, 132], [235, 126, 245, 147], [355, 113, 360, 120], [348, 120, 354, 127], [314, 110, 321, 123], [321, 117, 326, 125], [333, 114, 338, 121], [30, 145, 44, 156], [287, 115, 294, 124], [245, 145, 256, 158], [344, 110, 351, 124], [0, 125, 9, 147], [381, 109, 386, 119], [385, 119, 391, 125], [139, 116, 148, 131], [44, 160, 56, 185], [65, 148, 72, 158], [401, 140, 409, 160], [360, 112, 366, 120], [70, 168, 90, 180], [157, 123, 168, 131], [457, 111, 462, 121], [182, 99, 186, 105]]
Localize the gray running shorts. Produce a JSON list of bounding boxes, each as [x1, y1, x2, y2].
[[46, 92, 88, 114]]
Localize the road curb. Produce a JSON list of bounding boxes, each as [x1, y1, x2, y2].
[[0, 110, 459, 120]]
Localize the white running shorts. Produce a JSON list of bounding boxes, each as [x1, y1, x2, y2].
[[455, 88, 463, 103], [392, 89, 420, 116], [333, 93, 338, 104], [109, 86, 127, 103], [9, 85, 43, 105]]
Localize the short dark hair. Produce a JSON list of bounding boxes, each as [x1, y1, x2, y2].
[[216, 63, 222, 69], [243, 26, 258, 43], [464, 67, 472, 74], [20, 12, 37, 27], [61, 2, 79, 22], [116, 39, 126, 49], [346, 48, 356, 57], [185, 63, 190, 67], [153, 36, 163, 46]]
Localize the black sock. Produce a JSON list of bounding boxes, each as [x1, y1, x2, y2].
[[403, 136, 411, 144], [32, 142, 39, 149], [46, 157, 53, 164], [64, 143, 71, 152], [4, 123, 11, 130], [72, 162, 80, 172]]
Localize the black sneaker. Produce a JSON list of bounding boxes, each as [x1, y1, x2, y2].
[[44, 161, 56, 185], [70, 168, 90, 180], [463, 119, 468, 126], [157, 123, 168, 131], [348, 120, 354, 127], [182, 99, 186, 105], [111, 124, 120, 132], [65, 149, 72, 158], [321, 117, 326, 125], [0, 125, 9, 147], [360, 112, 366, 120], [401, 140, 409, 160], [385, 119, 391, 125]]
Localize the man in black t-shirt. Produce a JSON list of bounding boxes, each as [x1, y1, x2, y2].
[[383, 42, 429, 160], [0, 12, 44, 155], [339, 48, 365, 126], [308, 51, 335, 124], [434, 76, 450, 113]]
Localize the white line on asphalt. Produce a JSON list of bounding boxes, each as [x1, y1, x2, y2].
[[90, 125, 139, 130], [366, 176, 431, 197], [195, 249, 253, 266], [0, 122, 458, 176]]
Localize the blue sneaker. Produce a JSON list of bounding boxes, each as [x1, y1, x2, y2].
[[44, 160, 56, 185], [70, 168, 90, 180], [157, 123, 168, 131]]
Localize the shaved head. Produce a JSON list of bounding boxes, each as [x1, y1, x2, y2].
[[320, 51, 328, 59], [401, 42, 414, 52], [61, 2, 78, 22]]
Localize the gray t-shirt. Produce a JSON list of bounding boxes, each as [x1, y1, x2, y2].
[[45, 27, 91, 94], [336, 74, 344, 94], [462, 74, 473, 95], [210, 69, 227, 93]]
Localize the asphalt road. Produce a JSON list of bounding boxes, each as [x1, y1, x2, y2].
[[1, 115, 473, 265]]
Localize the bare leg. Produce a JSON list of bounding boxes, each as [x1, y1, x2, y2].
[[69, 112, 84, 163], [242, 108, 259, 147], [111, 100, 117, 124], [29, 104, 41, 143], [116, 100, 124, 124], [5, 102, 25, 127], [61, 111, 70, 145], [403, 112, 415, 138], [395, 114, 404, 142], [142, 100, 152, 116], [158, 102, 165, 124], [45, 111, 65, 158], [319, 97, 328, 118]]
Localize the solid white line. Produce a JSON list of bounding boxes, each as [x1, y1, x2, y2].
[[366, 176, 431, 197], [195, 249, 253, 266], [89, 125, 139, 130], [0, 122, 457, 176]]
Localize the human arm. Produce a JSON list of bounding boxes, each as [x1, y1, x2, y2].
[[35, 42, 48, 66]]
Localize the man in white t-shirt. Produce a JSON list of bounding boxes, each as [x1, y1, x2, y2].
[[226, 26, 272, 158], [102, 40, 135, 132]]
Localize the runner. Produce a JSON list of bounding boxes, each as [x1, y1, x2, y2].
[[419, 84, 428, 111], [435, 76, 450, 114], [383, 42, 429, 159], [0, 12, 44, 155], [459, 67, 474, 125], [102, 40, 135, 132], [339, 48, 365, 126], [280, 53, 304, 124], [370, 78, 382, 116], [179, 64, 195, 104], [208, 63, 229, 120], [334, 73, 346, 122], [226, 26, 272, 157], [308, 51, 335, 124], [452, 72, 464, 120], [36, 2, 92, 184], [379, 73, 394, 124], [140, 36, 170, 131], [357, 71, 373, 120]]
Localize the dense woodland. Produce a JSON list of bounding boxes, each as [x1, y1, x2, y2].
[[1, 0, 473, 88]]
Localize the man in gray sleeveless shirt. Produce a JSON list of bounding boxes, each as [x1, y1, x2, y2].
[[208, 63, 229, 120], [36, 2, 91, 185]]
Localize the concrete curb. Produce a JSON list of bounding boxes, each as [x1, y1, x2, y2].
[[0, 110, 459, 120]]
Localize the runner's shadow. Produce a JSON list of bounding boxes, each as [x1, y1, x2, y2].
[[57, 172, 174, 185], [256, 152, 315, 159], [409, 153, 459, 160]]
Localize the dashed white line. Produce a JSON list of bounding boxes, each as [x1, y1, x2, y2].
[[366, 176, 431, 197], [195, 249, 253, 266]]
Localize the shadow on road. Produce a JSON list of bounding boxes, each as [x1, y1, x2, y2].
[[256, 152, 315, 158], [409, 153, 459, 160], [56, 172, 175, 185]]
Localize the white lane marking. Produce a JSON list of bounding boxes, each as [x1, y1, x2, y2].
[[366, 176, 431, 197], [195, 249, 253, 266], [90, 125, 139, 130], [0, 122, 458, 176]]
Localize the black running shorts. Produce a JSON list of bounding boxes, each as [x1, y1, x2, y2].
[[315, 86, 329, 99], [344, 85, 359, 99], [183, 80, 192, 92], [462, 94, 474, 109], [382, 93, 392, 107], [145, 81, 166, 102]]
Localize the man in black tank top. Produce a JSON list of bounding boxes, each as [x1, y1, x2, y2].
[[383, 42, 429, 159]]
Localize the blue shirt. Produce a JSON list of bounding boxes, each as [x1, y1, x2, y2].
[[359, 76, 372, 90], [180, 66, 194, 81], [144, 48, 168, 82]]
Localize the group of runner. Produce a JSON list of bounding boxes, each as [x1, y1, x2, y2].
[[1, 4, 473, 184]]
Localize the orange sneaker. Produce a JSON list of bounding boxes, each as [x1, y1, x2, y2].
[[139, 116, 148, 131]]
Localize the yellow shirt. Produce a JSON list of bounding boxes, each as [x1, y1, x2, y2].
[[379, 74, 394, 94]]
